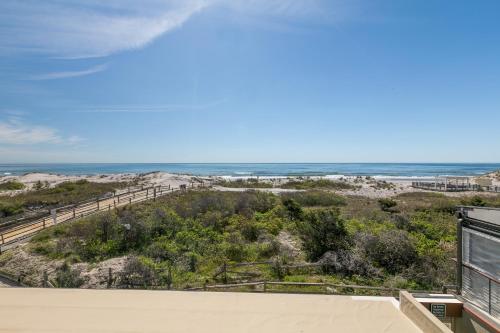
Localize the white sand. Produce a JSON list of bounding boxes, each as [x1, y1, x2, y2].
[[0, 172, 207, 195]]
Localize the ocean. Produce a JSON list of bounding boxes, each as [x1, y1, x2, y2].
[[0, 163, 499, 179]]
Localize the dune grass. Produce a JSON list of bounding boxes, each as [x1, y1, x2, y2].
[[281, 179, 359, 191], [0, 180, 128, 219], [215, 178, 274, 188], [0, 181, 25, 191]]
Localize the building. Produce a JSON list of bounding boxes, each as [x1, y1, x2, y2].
[[455, 206, 500, 332]]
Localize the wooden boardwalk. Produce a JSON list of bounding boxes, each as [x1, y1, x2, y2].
[[0, 184, 203, 252], [412, 182, 500, 193]]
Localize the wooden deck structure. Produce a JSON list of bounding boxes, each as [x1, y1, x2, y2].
[[412, 177, 500, 193]]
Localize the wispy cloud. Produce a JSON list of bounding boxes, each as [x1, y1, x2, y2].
[[74, 99, 228, 113], [0, 118, 83, 145], [0, 0, 209, 59], [0, 1, 346, 59], [27, 64, 107, 80]]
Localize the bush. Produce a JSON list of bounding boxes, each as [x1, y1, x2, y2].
[[378, 198, 398, 212], [146, 240, 180, 264], [282, 198, 303, 221], [0, 181, 25, 191], [0, 201, 23, 218], [119, 256, 158, 288], [282, 179, 358, 190], [319, 249, 380, 277], [364, 230, 417, 274], [215, 179, 273, 188], [281, 191, 346, 207], [223, 233, 250, 262], [297, 209, 352, 261], [55, 262, 84, 288], [461, 195, 486, 207]]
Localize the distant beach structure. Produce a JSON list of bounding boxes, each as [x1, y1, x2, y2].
[[412, 176, 499, 193]]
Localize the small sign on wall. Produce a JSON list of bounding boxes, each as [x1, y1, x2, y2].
[[430, 303, 446, 319]]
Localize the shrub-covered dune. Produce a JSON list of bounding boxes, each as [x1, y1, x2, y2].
[[1, 189, 499, 291]]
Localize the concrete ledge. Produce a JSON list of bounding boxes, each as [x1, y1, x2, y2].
[[400, 291, 453, 333]]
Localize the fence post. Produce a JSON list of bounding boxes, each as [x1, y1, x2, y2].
[[154, 187, 157, 201], [43, 271, 48, 288], [129, 197, 132, 205], [263, 281, 267, 292], [107, 268, 113, 289], [51, 209, 57, 225], [0, 233, 4, 245], [73, 208, 76, 218], [108, 204, 111, 211], [97, 199, 100, 211], [489, 279, 492, 315]]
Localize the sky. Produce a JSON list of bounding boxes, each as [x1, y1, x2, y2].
[[0, 0, 499, 163]]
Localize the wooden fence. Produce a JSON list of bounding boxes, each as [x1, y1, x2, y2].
[[412, 182, 500, 193], [0, 181, 208, 251], [185, 280, 438, 297]]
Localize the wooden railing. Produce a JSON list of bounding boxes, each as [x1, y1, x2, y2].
[[185, 280, 438, 297], [412, 182, 500, 193], [0, 181, 209, 251]]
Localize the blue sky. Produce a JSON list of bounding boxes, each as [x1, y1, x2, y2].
[[0, 0, 499, 163]]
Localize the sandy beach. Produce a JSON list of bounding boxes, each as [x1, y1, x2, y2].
[[1, 171, 499, 199]]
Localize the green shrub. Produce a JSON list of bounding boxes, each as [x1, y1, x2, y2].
[[55, 262, 84, 288], [282, 179, 358, 190], [16, 188, 459, 291], [215, 179, 273, 188], [0, 181, 25, 191], [282, 198, 304, 221], [461, 195, 486, 207], [281, 191, 346, 207], [378, 198, 398, 212], [364, 230, 417, 274], [0, 201, 23, 217], [297, 209, 352, 261]]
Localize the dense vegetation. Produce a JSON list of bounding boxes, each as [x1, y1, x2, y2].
[[23, 188, 500, 291], [281, 179, 359, 190], [0, 180, 128, 219], [0, 181, 25, 191], [215, 178, 273, 188], [215, 178, 359, 191]]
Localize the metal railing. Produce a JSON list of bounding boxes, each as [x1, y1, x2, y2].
[[461, 263, 499, 318]]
